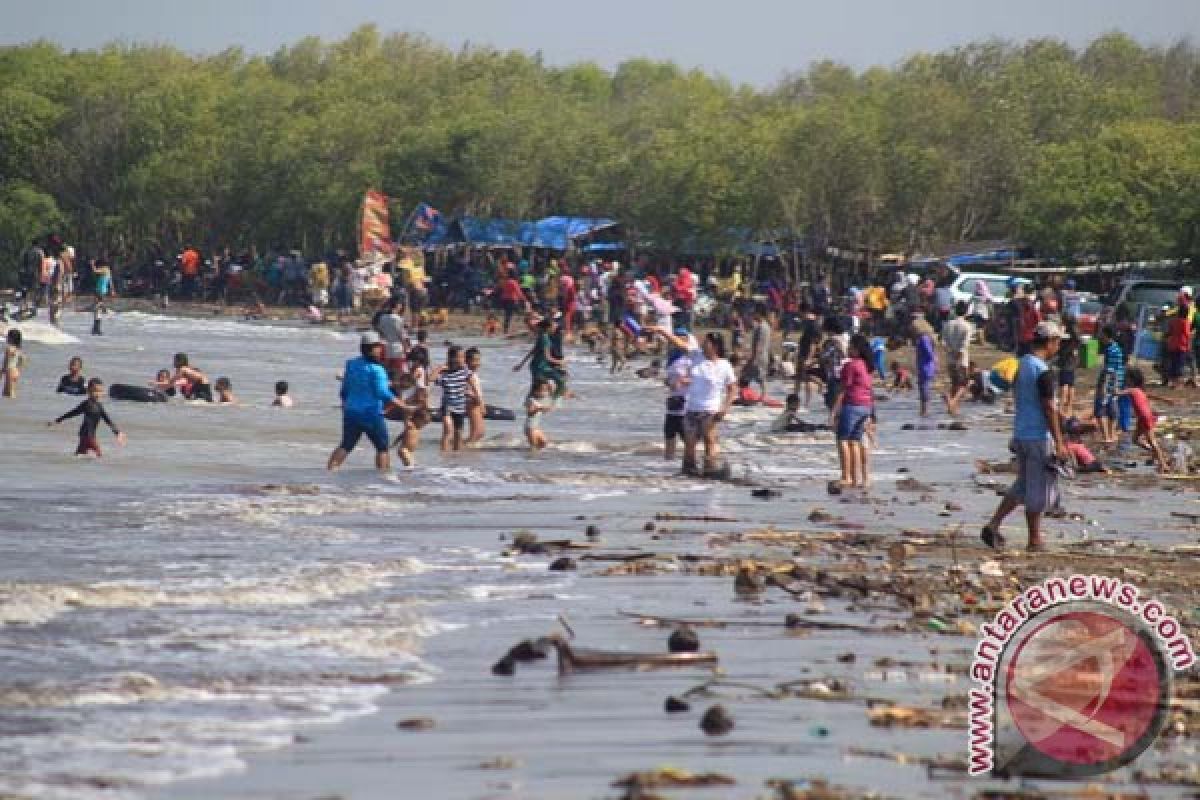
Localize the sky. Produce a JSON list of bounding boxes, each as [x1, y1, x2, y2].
[[3, 0, 1199, 86]]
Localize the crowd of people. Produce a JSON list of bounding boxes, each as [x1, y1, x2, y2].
[[8, 236, 1196, 561]]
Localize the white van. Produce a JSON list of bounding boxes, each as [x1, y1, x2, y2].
[[950, 272, 1032, 307]]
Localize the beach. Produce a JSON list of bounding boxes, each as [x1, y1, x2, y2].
[[2, 308, 1199, 800]]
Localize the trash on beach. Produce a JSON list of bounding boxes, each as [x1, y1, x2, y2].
[[700, 704, 735, 735], [667, 625, 700, 653], [395, 716, 436, 731], [866, 703, 964, 729], [529, 634, 719, 674], [654, 512, 738, 523], [766, 778, 880, 800], [664, 695, 690, 713], [612, 766, 735, 789]]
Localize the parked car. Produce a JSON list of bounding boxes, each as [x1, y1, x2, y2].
[[949, 272, 1032, 307], [1076, 298, 1103, 336], [1099, 279, 1186, 328]]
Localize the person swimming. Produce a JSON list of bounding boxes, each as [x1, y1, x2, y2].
[[57, 356, 86, 396], [173, 353, 213, 402], [273, 380, 293, 407], [214, 377, 237, 404]]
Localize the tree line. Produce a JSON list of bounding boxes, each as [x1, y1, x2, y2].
[[2, 26, 1199, 286]]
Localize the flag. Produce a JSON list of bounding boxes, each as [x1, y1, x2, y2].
[[360, 190, 394, 258], [413, 202, 442, 233]]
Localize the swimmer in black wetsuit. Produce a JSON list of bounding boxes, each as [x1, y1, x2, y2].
[[56, 357, 86, 395], [49, 378, 126, 456]]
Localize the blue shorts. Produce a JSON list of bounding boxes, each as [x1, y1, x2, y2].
[[1118, 394, 1132, 432], [837, 404, 872, 442], [1094, 394, 1117, 420], [340, 412, 390, 453]]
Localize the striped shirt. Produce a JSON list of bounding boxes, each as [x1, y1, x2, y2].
[[437, 367, 471, 414], [1102, 341, 1125, 396]]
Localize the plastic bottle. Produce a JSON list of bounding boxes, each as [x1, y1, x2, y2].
[[1174, 442, 1191, 475]]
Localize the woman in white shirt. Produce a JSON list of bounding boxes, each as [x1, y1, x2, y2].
[[653, 327, 737, 476]]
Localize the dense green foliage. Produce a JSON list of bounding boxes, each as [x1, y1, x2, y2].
[[1, 27, 1199, 283]]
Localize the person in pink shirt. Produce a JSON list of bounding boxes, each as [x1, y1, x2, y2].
[[829, 334, 876, 489], [559, 272, 578, 343], [1119, 367, 1169, 473], [1065, 437, 1108, 474]]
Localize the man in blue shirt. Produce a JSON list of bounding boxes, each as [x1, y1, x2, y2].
[[327, 332, 399, 472], [982, 320, 1069, 552]]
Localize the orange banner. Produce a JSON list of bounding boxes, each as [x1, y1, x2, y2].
[[359, 190, 394, 258]]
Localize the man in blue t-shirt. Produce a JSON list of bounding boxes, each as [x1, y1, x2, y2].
[[327, 332, 399, 472], [982, 320, 1069, 552]]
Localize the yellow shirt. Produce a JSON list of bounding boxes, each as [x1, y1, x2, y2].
[[864, 286, 888, 311], [718, 272, 742, 297], [992, 357, 1019, 385], [308, 262, 329, 290]]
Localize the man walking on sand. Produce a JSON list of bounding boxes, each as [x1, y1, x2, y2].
[[982, 320, 1069, 552]]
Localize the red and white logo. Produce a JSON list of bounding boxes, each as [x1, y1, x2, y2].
[[1004, 608, 1167, 771]]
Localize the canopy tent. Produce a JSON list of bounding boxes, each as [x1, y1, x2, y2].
[[582, 242, 626, 253], [519, 216, 619, 250]]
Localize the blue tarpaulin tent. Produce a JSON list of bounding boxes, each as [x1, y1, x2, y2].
[[519, 217, 618, 250], [417, 215, 618, 250]]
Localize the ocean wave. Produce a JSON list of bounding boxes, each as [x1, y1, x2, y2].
[[113, 311, 355, 341], [0, 679, 388, 800], [0, 558, 427, 626], [1, 320, 79, 345]]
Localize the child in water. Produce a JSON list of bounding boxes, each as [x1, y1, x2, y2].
[[525, 377, 554, 450], [214, 377, 237, 404], [465, 347, 486, 445], [396, 406, 429, 467], [2, 329, 23, 398], [273, 380, 293, 407], [173, 353, 213, 402], [1120, 367, 1169, 472], [49, 378, 126, 456], [151, 369, 178, 397], [57, 356, 86, 395]]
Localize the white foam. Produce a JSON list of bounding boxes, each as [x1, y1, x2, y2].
[[1, 320, 79, 345], [0, 558, 427, 626]]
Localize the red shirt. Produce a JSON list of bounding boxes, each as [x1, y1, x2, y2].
[[498, 277, 523, 304], [1019, 304, 1041, 344], [1168, 315, 1191, 353], [1066, 441, 1096, 467], [840, 357, 874, 407], [1127, 388, 1156, 430], [181, 249, 200, 277]]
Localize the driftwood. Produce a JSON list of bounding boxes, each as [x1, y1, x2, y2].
[[653, 513, 737, 522], [618, 610, 879, 633], [543, 634, 718, 674]]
